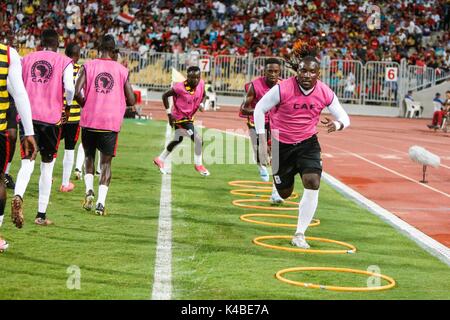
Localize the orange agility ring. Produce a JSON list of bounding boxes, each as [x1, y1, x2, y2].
[[275, 267, 396, 292], [230, 188, 299, 200], [253, 235, 356, 254], [232, 199, 299, 211], [240, 213, 320, 228], [228, 180, 273, 189]]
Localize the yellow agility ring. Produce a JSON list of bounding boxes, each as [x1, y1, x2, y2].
[[228, 180, 273, 189], [253, 235, 356, 254], [240, 214, 320, 228], [232, 199, 299, 211], [275, 267, 396, 292], [230, 189, 299, 200]]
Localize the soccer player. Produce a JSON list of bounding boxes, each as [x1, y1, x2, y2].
[[12, 29, 74, 227], [74, 34, 136, 215], [59, 43, 81, 192], [239, 58, 284, 203], [254, 40, 350, 249], [153, 66, 210, 176], [0, 42, 38, 251], [4, 97, 18, 189]]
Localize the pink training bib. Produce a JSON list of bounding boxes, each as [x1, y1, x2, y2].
[[80, 58, 129, 132], [22, 51, 72, 124], [171, 79, 205, 121], [270, 77, 334, 144]]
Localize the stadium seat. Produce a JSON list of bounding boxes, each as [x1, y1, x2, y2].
[[404, 99, 423, 118]]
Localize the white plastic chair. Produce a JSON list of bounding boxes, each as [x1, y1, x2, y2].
[[404, 99, 423, 118]]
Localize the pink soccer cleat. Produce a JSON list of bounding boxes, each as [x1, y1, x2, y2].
[[0, 238, 9, 252], [60, 182, 75, 192], [153, 157, 167, 174], [194, 165, 210, 176]]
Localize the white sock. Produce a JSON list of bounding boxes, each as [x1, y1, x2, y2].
[[194, 153, 202, 166], [38, 160, 56, 213], [0, 215, 4, 227], [5, 162, 11, 175], [272, 184, 281, 197], [62, 150, 75, 186], [85, 174, 94, 193], [96, 151, 101, 173], [75, 143, 85, 171], [296, 189, 319, 235], [14, 159, 35, 198], [97, 184, 109, 206], [159, 149, 170, 161]]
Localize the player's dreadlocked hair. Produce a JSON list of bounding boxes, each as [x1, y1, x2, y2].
[[286, 38, 321, 71]]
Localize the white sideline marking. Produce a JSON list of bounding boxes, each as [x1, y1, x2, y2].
[[323, 172, 450, 267], [325, 144, 450, 198], [151, 124, 173, 300], [378, 154, 402, 160]]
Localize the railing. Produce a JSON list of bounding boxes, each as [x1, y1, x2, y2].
[[21, 47, 449, 107]]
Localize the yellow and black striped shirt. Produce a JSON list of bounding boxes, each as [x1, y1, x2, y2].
[[0, 44, 9, 132], [64, 63, 81, 123]]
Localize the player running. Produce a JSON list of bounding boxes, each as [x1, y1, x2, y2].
[[59, 43, 81, 192], [12, 29, 74, 227], [153, 66, 209, 176], [255, 39, 350, 248], [74, 34, 136, 216], [239, 58, 284, 203]]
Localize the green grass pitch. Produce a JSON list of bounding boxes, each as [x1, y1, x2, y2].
[[0, 119, 449, 299]]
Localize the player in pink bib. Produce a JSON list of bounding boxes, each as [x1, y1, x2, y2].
[[12, 29, 74, 227], [254, 39, 350, 249], [239, 58, 284, 203], [75, 35, 136, 216], [153, 66, 209, 176]]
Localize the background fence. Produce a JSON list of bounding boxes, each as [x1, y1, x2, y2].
[[65, 48, 450, 107]]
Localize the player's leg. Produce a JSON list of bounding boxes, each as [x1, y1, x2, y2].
[[291, 135, 322, 248], [94, 131, 118, 215], [153, 123, 185, 173], [60, 123, 79, 192], [81, 129, 96, 210], [4, 101, 18, 189], [0, 132, 10, 251], [74, 142, 85, 180], [189, 122, 209, 176], [4, 127, 17, 189], [271, 138, 295, 200], [249, 126, 269, 182], [11, 122, 38, 228], [34, 124, 61, 226]]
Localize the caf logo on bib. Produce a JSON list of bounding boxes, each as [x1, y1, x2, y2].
[[31, 60, 53, 84], [95, 72, 114, 94]]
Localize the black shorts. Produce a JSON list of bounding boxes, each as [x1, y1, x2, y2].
[[82, 129, 118, 157], [0, 131, 10, 174], [174, 121, 195, 137], [272, 134, 322, 190], [19, 121, 62, 159], [61, 122, 80, 150], [6, 100, 18, 130]]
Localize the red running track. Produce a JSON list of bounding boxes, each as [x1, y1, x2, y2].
[[142, 102, 450, 247]]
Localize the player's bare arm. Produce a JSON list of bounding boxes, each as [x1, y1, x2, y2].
[[240, 83, 256, 115], [74, 66, 86, 107]]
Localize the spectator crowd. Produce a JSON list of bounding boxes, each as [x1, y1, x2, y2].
[[1, 0, 450, 71]]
